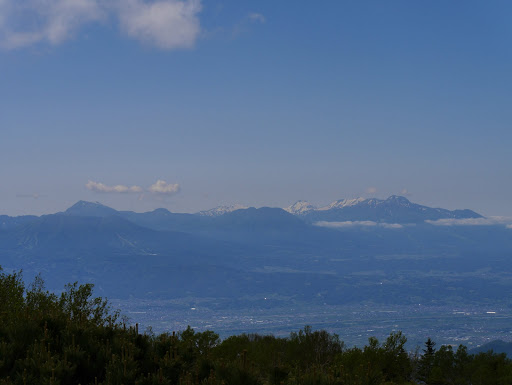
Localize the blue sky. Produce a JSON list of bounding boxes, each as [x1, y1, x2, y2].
[[1, 0, 511, 216]]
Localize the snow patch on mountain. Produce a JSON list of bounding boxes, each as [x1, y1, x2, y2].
[[197, 204, 249, 217], [284, 201, 316, 215], [283, 195, 482, 223], [318, 197, 365, 211]]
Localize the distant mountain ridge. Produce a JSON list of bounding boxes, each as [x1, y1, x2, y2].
[[2, 195, 512, 313], [0, 196, 483, 226], [0, 214, 38, 230], [63, 200, 119, 217], [197, 204, 249, 217], [285, 195, 482, 223]]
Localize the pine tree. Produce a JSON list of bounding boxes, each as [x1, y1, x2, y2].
[[419, 337, 436, 383]]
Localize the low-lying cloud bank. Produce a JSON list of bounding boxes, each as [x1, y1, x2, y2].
[[315, 221, 404, 229], [0, 0, 202, 50], [425, 217, 512, 227], [315, 217, 512, 230], [86, 180, 180, 196]]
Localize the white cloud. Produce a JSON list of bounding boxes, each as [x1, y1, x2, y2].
[[400, 189, 412, 197], [0, 0, 202, 50], [116, 0, 201, 49], [86, 179, 180, 196], [315, 221, 403, 229], [248, 12, 265, 23], [0, 0, 104, 49], [366, 187, 377, 195], [148, 180, 180, 195], [380, 223, 404, 229], [507, 225, 512, 229], [425, 217, 512, 227], [86, 180, 143, 193]]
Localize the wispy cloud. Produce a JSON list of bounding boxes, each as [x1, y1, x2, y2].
[[317, 217, 512, 229], [230, 11, 266, 39], [380, 223, 404, 229], [148, 180, 180, 195], [366, 187, 377, 195], [248, 12, 265, 23], [86, 180, 143, 193], [315, 221, 403, 229], [0, 0, 202, 50], [425, 217, 512, 227], [86, 179, 180, 196], [317, 220, 377, 228], [16, 193, 44, 199], [0, 0, 104, 49], [400, 188, 412, 197]]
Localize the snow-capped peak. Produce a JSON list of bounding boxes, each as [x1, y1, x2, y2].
[[318, 197, 365, 211], [284, 200, 316, 215], [197, 204, 248, 217], [385, 195, 411, 206]]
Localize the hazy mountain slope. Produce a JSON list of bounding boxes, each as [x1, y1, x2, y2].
[[63, 200, 120, 217], [118, 208, 212, 233], [0, 212, 246, 294], [0, 215, 38, 230], [1, 200, 511, 306]]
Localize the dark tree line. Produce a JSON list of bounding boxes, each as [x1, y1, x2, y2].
[[1, 268, 512, 385]]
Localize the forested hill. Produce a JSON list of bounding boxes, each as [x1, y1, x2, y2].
[[1, 268, 511, 385]]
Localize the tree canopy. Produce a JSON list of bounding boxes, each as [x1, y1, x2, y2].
[[1, 268, 511, 385]]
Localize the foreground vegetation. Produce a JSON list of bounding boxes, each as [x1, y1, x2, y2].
[[1, 269, 512, 385]]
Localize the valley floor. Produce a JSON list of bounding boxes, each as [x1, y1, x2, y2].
[[112, 299, 512, 349]]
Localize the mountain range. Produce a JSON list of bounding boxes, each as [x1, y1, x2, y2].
[[55, 194, 483, 224], [284, 195, 482, 223], [1, 196, 511, 311]]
